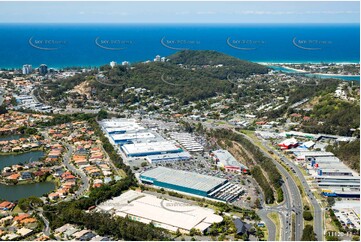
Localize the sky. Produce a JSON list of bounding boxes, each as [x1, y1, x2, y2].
[[0, 1, 359, 24]]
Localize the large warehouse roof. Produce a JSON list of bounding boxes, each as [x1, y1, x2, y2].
[[121, 141, 182, 156], [101, 119, 146, 132], [141, 167, 227, 193], [97, 190, 223, 232], [111, 132, 155, 141]]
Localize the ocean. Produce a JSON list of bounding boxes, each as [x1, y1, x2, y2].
[[0, 23, 359, 69]]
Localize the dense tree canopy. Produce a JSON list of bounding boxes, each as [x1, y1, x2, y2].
[[301, 225, 317, 241]]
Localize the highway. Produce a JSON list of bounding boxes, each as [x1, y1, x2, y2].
[[269, 143, 324, 240], [233, 130, 303, 241], [181, 118, 302, 240]]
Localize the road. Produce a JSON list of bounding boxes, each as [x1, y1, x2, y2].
[[233, 130, 302, 241], [270, 144, 324, 240], [181, 118, 299, 240], [42, 130, 89, 199], [257, 209, 277, 241], [61, 141, 90, 198], [37, 209, 51, 236]]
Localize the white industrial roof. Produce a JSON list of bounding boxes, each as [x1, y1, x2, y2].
[[121, 141, 182, 156], [111, 132, 155, 141], [105, 126, 146, 133], [146, 152, 192, 162], [101, 119, 146, 132], [97, 190, 223, 231]]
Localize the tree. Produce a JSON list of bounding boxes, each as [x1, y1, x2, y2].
[[254, 198, 262, 209], [0, 104, 7, 115], [303, 211, 314, 221], [301, 225, 317, 241], [352, 235, 360, 241], [327, 197, 336, 207], [18, 196, 44, 212], [97, 109, 108, 120]]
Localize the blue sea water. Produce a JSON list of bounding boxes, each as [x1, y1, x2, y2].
[[0, 23, 359, 69]]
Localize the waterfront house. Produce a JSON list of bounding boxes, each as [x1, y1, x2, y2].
[[12, 165, 23, 171], [0, 201, 15, 211], [48, 193, 59, 200], [11, 146, 22, 152], [20, 172, 33, 180], [34, 171, 45, 177], [1, 145, 11, 152], [6, 173, 20, 181]]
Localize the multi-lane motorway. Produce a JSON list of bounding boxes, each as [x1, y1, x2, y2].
[[191, 118, 324, 241], [269, 143, 324, 240], [233, 130, 303, 241]]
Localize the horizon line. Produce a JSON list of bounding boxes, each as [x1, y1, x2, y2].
[[0, 22, 359, 24]]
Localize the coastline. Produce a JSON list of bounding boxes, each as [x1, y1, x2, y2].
[[276, 65, 360, 77], [0, 62, 360, 71], [258, 62, 360, 65]]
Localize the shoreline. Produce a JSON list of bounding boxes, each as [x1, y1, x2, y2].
[[0, 61, 360, 71], [275, 65, 360, 77], [0, 147, 45, 156], [0, 175, 57, 186], [259, 62, 360, 65]]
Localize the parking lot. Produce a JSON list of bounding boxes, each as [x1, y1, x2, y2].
[[128, 150, 260, 208], [333, 208, 360, 230], [113, 118, 261, 208]]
